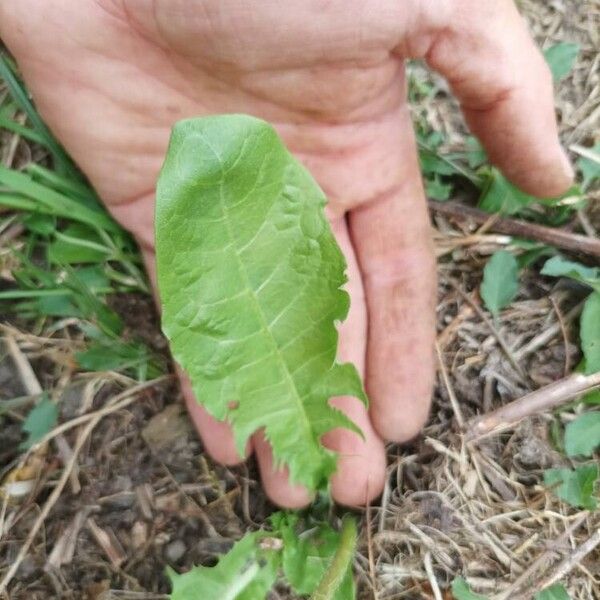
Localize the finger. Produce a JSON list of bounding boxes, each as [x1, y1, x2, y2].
[[253, 218, 386, 507], [142, 249, 249, 466], [253, 433, 315, 509], [415, 0, 573, 197], [348, 105, 437, 443], [324, 218, 386, 506], [180, 374, 250, 465]]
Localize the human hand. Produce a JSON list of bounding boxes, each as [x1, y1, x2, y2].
[[1, 0, 573, 507]]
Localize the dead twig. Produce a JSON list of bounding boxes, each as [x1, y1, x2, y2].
[[496, 512, 590, 600], [527, 527, 600, 596], [429, 200, 600, 259], [435, 341, 465, 428], [31, 376, 172, 449], [0, 377, 169, 594], [466, 372, 600, 442], [87, 517, 127, 569], [513, 302, 584, 362], [45, 508, 92, 570], [5, 335, 42, 396], [0, 413, 100, 594], [423, 552, 443, 600], [365, 498, 379, 600], [450, 282, 528, 383], [549, 296, 571, 377]]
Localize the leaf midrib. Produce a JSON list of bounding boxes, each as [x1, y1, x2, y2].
[[216, 158, 316, 464]]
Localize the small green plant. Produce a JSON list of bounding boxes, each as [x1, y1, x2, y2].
[[564, 412, 600, 457], [156, 115, 366, 597], [19, 394, 57, 450], [539, 255, 600, 511], [535, 584, 572, 600], [541, 256, 600, 374], [543, 465, 598, 510], [168, 512, 356, 600], [480, 250, 520, 317], [543, 42, 580, 82], [576, 142, 600, 192], [451, 577, 488, 600], [450, 578, 573, 600]]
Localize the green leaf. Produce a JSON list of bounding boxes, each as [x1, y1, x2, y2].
[[0, 256, 118, 323], [167, 514, 356, 600], [581, 293, 600, 374], [583, 390, 600, 406], [168, 533, 279, 600], [535, 583, 571, 600], [0, 113, 47, 145], [564, 412, 600, 457], [76, 337, 162, 380], [543, 42, 579, 81], [425, 174, 452, 201], [418, 136, 480, 186], [541, 256, 600, 293], [464, 136, 487, 169], [26, 163, 101, 210], [156, 115, 366, 491], [23, 213, 57, 236], [478, 168, 536, 215], [310, 517, 356, 600], [451, 577, 488, 600], [274, 513, 355, 599], [514, 243, 556, 269], [20, 395, 58, 450], [480, 250, 519, 316], [48, 223, 111, 264], [0, 165, 119, 233], [420, 150, 459, 176], [28, 295, 79, 318], [544, 465, 598, 509], [577, 143, 600, 190]]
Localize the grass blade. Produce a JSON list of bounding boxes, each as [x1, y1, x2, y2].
[[0, 165, 120, 232], [0, 54, 78, 179]]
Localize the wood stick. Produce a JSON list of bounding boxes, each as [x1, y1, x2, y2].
[[529, 527, 600, 595], [86, 517, 126, 568], [450, 282, 528, 383], [466, 372, 600, 441], [423, 552, 444, 600], [513, 302, 584, 362], [0, 414, 99, 594], [429, 200, 600, 259], [495, 513, 589, 600], [0, 377, 169, 594], [435, 341, 465, 427]]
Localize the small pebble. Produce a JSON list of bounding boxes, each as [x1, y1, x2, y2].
[[166, 539, 186, 563], [131, 521, 148, 550]]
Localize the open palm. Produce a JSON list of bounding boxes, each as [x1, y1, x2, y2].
[[1, 0, 572, 507]]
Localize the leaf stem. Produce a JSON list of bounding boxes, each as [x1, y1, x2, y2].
[[311, 516, 357, 600]]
